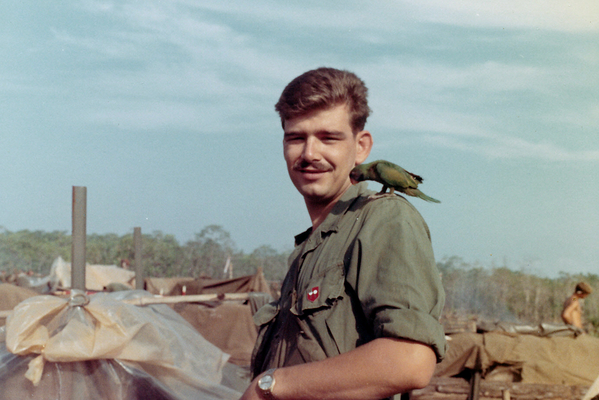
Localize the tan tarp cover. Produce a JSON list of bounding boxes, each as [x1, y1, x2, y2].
[[3, 290, 240, 399], [51, 256, 135, 291], [145, 277, 196, 296], [145, 271, 271, 367], [175, 302, 257, 366], [436, 331, 599, 385], [167, 274, 271, 296], [0, 284, 39, 326]]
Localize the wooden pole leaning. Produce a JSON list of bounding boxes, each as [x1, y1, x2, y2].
[[0, 293, 250, 319]]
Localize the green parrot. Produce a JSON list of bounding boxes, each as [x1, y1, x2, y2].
[[350, 160, 441, 203]]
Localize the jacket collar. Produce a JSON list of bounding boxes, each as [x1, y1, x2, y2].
[[294, 183, 369, 249]]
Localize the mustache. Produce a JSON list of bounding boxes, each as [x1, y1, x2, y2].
[[292, 159, 332, 172]]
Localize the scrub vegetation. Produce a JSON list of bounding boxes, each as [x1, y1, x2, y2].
[[0, 225, 289, 282], [1, 226, 597, 335]]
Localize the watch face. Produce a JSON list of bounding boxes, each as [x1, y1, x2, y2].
[[258, 374, 274, 390]]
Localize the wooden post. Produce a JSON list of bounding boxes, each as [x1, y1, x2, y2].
[[134, 227, 144, 290], [468, 370, 481, 400], [71, 186, 87, 291]]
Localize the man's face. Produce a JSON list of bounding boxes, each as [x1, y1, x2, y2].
[[283, 104, 371, 205]]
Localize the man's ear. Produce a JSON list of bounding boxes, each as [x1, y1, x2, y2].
[[355, 130, 373, 165]]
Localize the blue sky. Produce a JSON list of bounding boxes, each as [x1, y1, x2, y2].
[[2, 1, 598, 277]]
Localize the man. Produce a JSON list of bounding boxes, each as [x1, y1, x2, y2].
[[562, 281, 593, 331], [240, 68, 446, 400]]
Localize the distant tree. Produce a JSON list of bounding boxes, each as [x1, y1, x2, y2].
[[3, 226, 596, 336], [133, 231, 184, 277], [96, 230, 184, 278], [0, 228, 69, 274], [87, 233, 122, 265], [438, 256, 599, 336], [234, 245, 289, 281], [183, 225, 235, 277]]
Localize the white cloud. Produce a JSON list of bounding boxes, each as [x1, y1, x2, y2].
[[423, 131, 599, 162], [70, 1, 297, 81], [12, 0, 599, 153], [367, 60, 546, 102], [401, 0, 599, 32], [544, 102, 599, 131], [50, 27, 142, 58], [83, 0, 599, 36], [360, 52, 598, 163], [204, 0, 599, 33]]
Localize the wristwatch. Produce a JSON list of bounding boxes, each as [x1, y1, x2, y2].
[[257, 368, 277, 399]]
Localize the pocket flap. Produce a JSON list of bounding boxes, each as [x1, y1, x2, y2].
[[295, 262, 345, 315], [253, 302, 279, 326]]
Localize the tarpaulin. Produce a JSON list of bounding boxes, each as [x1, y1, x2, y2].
[[2, 290, 240, 400]]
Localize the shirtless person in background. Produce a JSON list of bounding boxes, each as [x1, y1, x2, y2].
[[561, 281, 592, 331]]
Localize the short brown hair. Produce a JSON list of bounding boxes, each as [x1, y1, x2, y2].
[[575, 282, 593, 295], [275, 67, 371, 132]]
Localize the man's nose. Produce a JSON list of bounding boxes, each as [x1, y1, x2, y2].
[[302, 137, 321, 161]]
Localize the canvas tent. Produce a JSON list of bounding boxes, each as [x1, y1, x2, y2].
[[145, 271, 273, 367], [144, 277, 196, 296], [147, 272, 271, 297], [50, 256, 135, 291], [435, 331, 599, 386], [0, 283, 39, 326], [0, 290, 241, 400]]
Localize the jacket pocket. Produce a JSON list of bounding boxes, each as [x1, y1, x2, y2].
[[253, 302, 279, 327], [292, 261, 345, 316], [251, 302, 280, 377]]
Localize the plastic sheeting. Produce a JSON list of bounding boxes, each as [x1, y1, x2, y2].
[[1, 290, 241, 400]]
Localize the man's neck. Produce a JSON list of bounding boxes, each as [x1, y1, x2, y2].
[[305, 201, 336, 231], [305, 184, 352, 231]]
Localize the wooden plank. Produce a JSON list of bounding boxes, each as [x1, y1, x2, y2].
[[0, 292, 250, 319]]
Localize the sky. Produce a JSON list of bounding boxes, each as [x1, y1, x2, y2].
[[1, 1, 598, 278]]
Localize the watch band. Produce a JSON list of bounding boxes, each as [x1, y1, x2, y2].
[[257, 368, 277, 399]]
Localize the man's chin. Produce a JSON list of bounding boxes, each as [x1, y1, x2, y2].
[[294, 182, 351, 205], [292, 181, 328, 199], [295, 185, 325, 200]]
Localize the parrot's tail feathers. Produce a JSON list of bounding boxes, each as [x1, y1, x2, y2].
[[405, 188, 441, 203]]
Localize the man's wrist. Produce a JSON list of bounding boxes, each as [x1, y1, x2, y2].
[[257, 368, 278, 399]]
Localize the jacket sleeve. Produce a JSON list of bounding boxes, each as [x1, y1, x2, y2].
[[346, 196, 447, 361]]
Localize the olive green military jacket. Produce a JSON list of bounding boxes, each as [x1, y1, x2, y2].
[[251, 183, 447, 378]]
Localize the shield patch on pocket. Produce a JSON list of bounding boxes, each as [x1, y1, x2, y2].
[[307, 286, 320, 302]]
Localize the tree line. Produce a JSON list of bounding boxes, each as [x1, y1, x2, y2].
[[1, 226, 597, 335], [0, 225, 290, 281], [438, 256, 599, 336]]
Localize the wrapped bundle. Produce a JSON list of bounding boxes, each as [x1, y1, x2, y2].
[[0, 290, 241, 400]]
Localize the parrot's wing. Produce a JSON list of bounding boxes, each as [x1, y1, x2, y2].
[[376, 162, 419, 190]]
